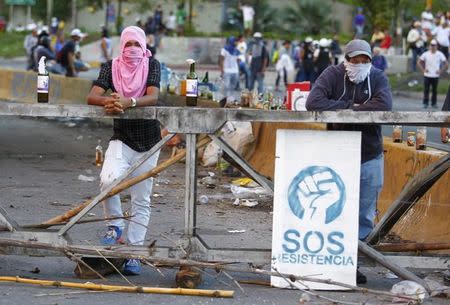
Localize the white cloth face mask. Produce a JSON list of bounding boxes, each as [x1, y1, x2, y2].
[[344, 59, 371, 84]]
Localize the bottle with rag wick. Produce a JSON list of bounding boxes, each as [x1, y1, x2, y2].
[[37, 56, 49, 103], [95, 140, 103, 167], [185, 58, 198, 106]]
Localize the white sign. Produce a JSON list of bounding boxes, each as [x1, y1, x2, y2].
[[271, 130, 361, 290], [292, 89, 309, 111]]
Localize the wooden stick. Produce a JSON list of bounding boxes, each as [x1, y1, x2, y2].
[[41, 136, 211, 226], [375, 242, 450, 252], [0, 276, 234, 298], [0, 238, 418, 300], [23, 216, 131, 229]]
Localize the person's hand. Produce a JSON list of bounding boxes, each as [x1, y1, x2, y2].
[[104, 94, 124, 114]]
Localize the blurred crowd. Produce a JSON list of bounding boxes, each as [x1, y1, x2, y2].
[[23, 17, 91, 77]]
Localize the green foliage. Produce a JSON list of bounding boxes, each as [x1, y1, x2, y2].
[[253, 1, 280, 33], [0, 31, 27, 58], [33, 0, 71, 22], [282, 0, 332, 36]]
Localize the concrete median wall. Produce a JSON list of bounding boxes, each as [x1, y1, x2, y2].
[[0, 68, 92, 104], [248, 122, 450, 247]]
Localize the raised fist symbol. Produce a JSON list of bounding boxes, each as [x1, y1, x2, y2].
[[288, 166, 345, 224]]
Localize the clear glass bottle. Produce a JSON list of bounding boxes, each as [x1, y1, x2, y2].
[[416, 127, 427, 150], [95, 140, 103, 167], [37, 56, 49, 103]]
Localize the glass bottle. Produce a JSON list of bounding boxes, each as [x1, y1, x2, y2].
[[95, 140, 103, 167], [37, 56, 49, 103], [186, 59, 198, 106]]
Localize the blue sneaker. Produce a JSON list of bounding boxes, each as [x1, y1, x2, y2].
[[101, 226, 122, 245], [123, 259, 141, 275]]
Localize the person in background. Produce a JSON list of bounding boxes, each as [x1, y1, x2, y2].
[[330, 34, 342, 65], [33, 36, 55, 69], [236, 34, 250, 89], [50, 17, 58, 35], [370, 27, 385, 48], [166, 11, 176, 36], [313, 38, 332, 80], [240, 3, 255, 37], [153, 4, 164, 32], [57, 28, 83, 77], [379, 29, 392, 53], [87, 26, 161, 276], [135, 18, 144, 30], [306, 39, 392, 284], [275, 40, 293, 91], [219, 36, 240, 99], [23, 24, 38, 70], [298, 37, 315, 82], [407, 21, 427, 72], [353, 7, 365, 39], [176, 4, 186, 36], [417, 39, 448, 109], [435, 20, 449, 59], [421, 7, 434, 38], [248, 32, 268, 93], [100, 26, 113, 68], [372, 47, 388, 72]]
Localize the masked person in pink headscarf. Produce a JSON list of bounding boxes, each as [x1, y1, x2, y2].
[[87, 26, 161, 275]]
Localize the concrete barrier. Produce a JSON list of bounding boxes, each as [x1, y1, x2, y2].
[[247, 122, 450, 247], [0, 68, 92, 104]]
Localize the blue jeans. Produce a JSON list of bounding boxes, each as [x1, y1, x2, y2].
[[223, 73, 239, 96], [359, 153, 384, 240], [249, 71, 264, 93]]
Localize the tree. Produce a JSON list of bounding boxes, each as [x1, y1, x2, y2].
[[282, 0, 332, 36]]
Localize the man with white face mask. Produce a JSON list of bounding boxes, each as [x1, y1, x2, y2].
[[306, 39, 392, 285]]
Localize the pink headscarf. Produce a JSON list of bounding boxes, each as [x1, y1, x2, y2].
[[112, 26, 152, 98]]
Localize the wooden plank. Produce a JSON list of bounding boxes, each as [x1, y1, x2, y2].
[[366, 153, 450, 245]]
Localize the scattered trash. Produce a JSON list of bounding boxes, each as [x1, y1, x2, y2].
[[230, 185, 270, 198], [76, 135, 83, 141], [200, 176, 217, 189], [49, 201, 71, 207], [408, 80, 419, 87], [153, 193, 164, 198], [232, 178, 259, 187], [78, 174, 96, 182], [424, 276, 450, 298], [233, 198, 240, 206], [30, 267, 40, 274], [299, 292, 311, 304], [85, 169, 92, 175], [207, 172, 215, 177], [227, 229, 246, 234], [9, 205, 14, 208], [87, 213, 96, 217], [240, 199, 259, 207], [199, 195, 209, 204], [383, 271, 399, 279], [390, 280, 428, 302], [65, 122, 76, 127], [155, 178, 171, 185]]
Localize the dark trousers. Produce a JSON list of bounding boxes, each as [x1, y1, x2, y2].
[[423, 77, 439, 106], [275, 67, 287, 88]]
